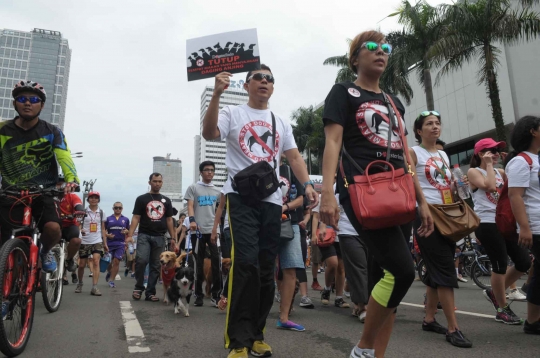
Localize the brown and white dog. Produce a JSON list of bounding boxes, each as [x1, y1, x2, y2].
[[160, 251, 181, 304], [204, 257, 232, 298]]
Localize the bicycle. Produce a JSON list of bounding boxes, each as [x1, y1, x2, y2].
[[0, 186, 64, 357]]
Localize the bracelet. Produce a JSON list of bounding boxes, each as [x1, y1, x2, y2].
[[303, 180, 314, 190], [189, 216, 196, 223]]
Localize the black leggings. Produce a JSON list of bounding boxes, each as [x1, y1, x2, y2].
[[528, 236, 540, 306], [341, 196, 415, 309], [475, 223, 531, 274]]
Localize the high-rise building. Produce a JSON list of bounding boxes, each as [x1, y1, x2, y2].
[[195, 85, 249, 187], [0, 28, 71, 129], [153, 154, 183, 213]]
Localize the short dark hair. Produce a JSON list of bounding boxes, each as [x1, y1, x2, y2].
[[413, 113, 442, 144], [149, 172, 162, 181], [436, 139, 446, 148], [199, 161, 215, 172], [246, 64, 272, 83]]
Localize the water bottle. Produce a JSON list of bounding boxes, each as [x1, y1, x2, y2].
[[128, 242, 134, 255], [289, 184, 297, 201], [453, 164, 470, 199]]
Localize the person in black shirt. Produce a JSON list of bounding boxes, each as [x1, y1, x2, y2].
[[127, 173, 176, 302], [318, 30, 433, 358]]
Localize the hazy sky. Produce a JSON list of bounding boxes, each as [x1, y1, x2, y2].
[[1, 0, 449, 215]]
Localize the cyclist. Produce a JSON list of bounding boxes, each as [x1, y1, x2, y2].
[[0, 80, 79, 273], [57, 173, 85, 279]]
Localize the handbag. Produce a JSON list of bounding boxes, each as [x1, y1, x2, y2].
[[280, 215, 294, 243], [315, 226, 336, 247], [428, 155, 480, 242], [339, 93, 416, 230], [232, 113, 280, 205]]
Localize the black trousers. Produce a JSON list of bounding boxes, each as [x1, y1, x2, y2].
[[224, 194, 281, 350], [190, 233, 220, 298]]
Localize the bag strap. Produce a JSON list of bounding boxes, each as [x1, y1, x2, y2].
[[383, 93, 413, 175], [271, 112, 277, 169], [517, 152, 533, 169]]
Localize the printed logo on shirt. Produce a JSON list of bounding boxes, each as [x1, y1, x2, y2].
[[487, 176, 504, 204], [425, 157, 451, 189], [197, 195, 218, 206], [279, 175, 290, 204], [348, 88, 361, 97], [146, 200, 165, 220], [355, 100, 403, 149], [239, 120, 280, 162]]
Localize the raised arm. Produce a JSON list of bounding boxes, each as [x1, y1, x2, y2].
[[202, 72, 232, 140]]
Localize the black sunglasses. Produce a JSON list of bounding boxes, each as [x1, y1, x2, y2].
[[247, 73, 275, 83], [485, 148, 500, 154], [15, 95, 42, 104], [113, 206, 123, 209]]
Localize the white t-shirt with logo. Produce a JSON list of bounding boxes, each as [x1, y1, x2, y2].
[[506, 152, 540, 234], [412, 146, 452, 205], [217, 104, 298, 206], [81, 207, 106, 245], [471, 167, 504, 223]]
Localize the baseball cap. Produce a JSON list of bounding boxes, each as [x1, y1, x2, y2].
[[474, 138, 506, 154], [88, 191, 100, 198]]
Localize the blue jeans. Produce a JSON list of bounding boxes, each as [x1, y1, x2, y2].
[[134, 233, 165, 297]]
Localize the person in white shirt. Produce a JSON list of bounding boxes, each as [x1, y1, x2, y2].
[[76, 192, 107, 296], [202, 65, 318, 358], [505, 115, 540, 334]]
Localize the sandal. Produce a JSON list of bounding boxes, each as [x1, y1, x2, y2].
[[132, 290, 142, 300], [145, 294, 159, 302], [351, 307, 362, 317]]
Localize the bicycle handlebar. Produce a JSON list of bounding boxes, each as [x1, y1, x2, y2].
[[0, 186, 65, 197]]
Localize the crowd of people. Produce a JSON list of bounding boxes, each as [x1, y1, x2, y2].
[[0, 28, 538, 358]]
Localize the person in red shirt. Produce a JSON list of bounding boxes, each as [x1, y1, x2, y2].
[[57, 174, 85, 274]]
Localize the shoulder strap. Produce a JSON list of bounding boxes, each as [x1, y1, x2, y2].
[[100, 209, 104, 222], [517, 152, 533, 169], [271, 112, 277, 169], [383, 93, 413, 175]]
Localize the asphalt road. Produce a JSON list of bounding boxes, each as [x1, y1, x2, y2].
[[11, 268, 539, 358]]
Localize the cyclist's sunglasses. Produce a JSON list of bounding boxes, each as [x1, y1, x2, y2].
[[354, 42, 393, 56], [113, 206, 123, 209], [416, 110, 441, 122], [247, 73, 275, 83], [15, 95, 42, 104]]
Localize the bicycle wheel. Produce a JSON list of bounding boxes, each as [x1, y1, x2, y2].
[[40, 245, 64, 313], [0, 239, 35, 357], [471, 257, 492, 290], [417, 259, 429, 285]]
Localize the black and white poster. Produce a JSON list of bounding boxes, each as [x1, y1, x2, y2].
[[186, 28, 260, 81]]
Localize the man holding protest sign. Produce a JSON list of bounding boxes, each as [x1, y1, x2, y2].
[[202, 66, 318, 358]]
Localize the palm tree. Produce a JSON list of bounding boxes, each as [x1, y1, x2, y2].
[[322, 39, 356, 83], [291, 106, 326, 174], [431, 0, 540, 142]]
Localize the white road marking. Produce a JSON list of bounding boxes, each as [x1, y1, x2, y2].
[[401, 302, 494, 318], [120, 301, 151, 353]]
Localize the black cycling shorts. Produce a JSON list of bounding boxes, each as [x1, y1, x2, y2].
[[61, 225, 80, 242]]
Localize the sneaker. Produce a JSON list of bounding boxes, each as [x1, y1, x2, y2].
[[89, 273, 93, 277], [210, 297, 218, 308], [524, 320, 540, 334], [320, 267, 325, 272], [124, 268, 129, 277], [321, 289, 330, 305], [507, 288, 527, 301], [62, 278, 69, 285], [227, 347, 248, 358], [311, 281, 323, 291], [65, 259, 77, 272], [496, 305, 523, 325], [457, 274, 468, 283], [349, 347, 375, 358], [299, 296, 314, 309], [359, 310, 367, 323], [2, 301, 9, 320], [194, 296, 203, 306], [75, 283, 83, 293], [108, 281, 116, 288], [105, 271, 111, 283], [274, 292, 281, 303], [277, 320, 305, 332], [40, 251, 57, 273], [335, 298, 350, 308], [90, 287, 102, 296], [250, 340, 272, 357], [71, 273, 78, 284], [130, 271, 135, 278], [344, 290, 351, 298], [422, 319, 448, 334], [115, 274, 121, 280], [317, 268, 321, 273], [445, 330, 472, 348], [482, 288, 499, 311]]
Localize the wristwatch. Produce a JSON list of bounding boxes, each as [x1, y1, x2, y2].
[[303, 180, 314, 190]]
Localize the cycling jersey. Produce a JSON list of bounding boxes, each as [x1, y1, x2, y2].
[[0, 118, 79, 188]]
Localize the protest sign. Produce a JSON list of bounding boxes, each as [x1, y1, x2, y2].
[[186, 28, 260, 81]]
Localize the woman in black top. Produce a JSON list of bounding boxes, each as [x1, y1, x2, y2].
[[319, 30, 433, 358]]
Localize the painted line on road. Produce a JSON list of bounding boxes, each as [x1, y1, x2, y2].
[[401, 302, 493, 319], [120, 301, 151, 353]]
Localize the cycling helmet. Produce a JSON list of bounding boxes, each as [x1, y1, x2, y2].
[[12, 80, 47, 102]]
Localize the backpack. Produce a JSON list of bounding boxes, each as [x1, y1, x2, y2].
[[495, 153, 532, 240]]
